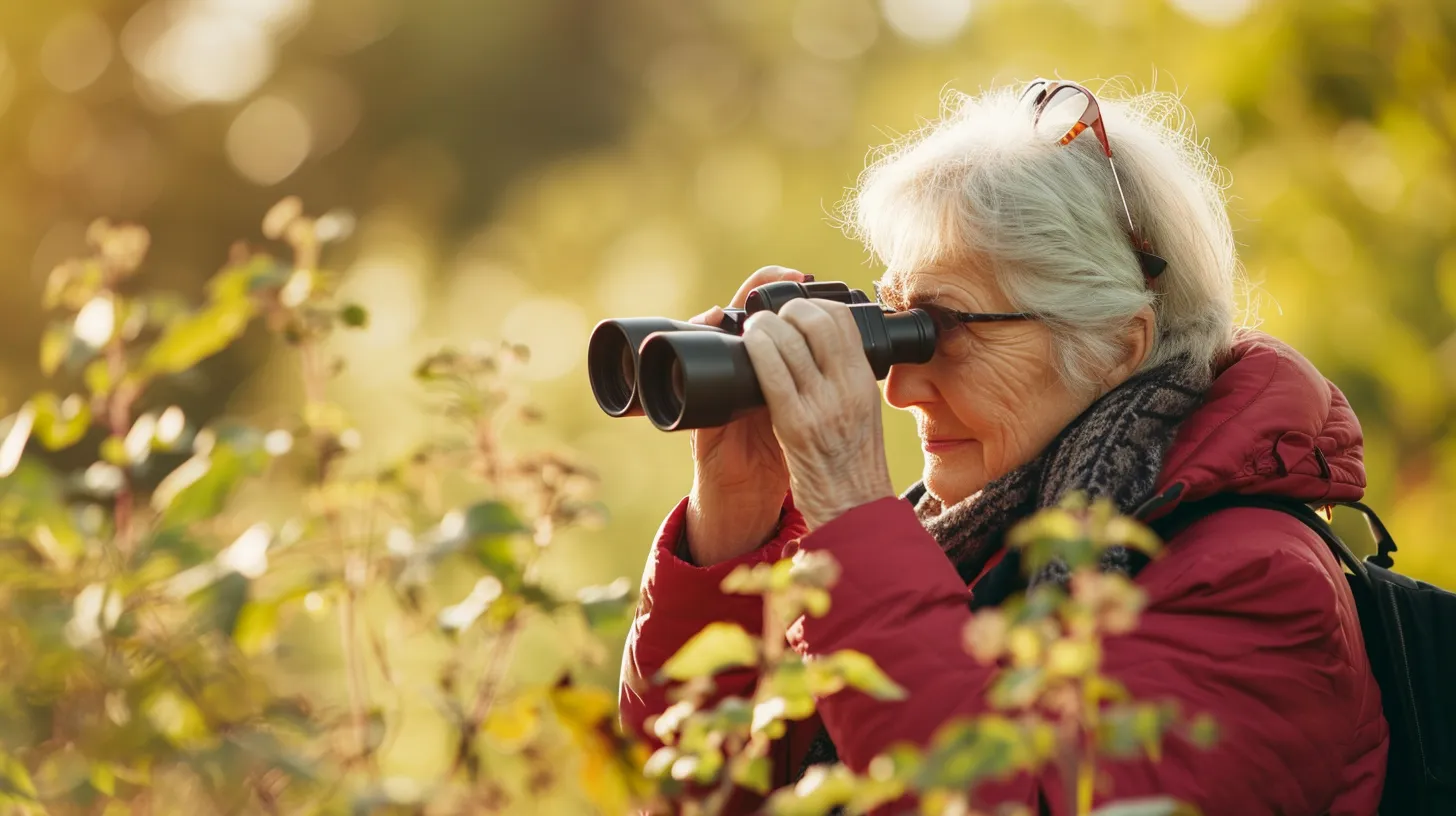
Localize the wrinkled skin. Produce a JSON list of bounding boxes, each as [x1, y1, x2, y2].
[[877, 263, 1106, 507]]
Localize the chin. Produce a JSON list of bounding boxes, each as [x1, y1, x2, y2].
[[922, 461, 986, 508]]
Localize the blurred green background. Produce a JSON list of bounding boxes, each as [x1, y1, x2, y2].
[[2, 0, 1453, 606]]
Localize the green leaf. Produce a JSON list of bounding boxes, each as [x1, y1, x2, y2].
[[195, 571, 251, 635], [1187, 713, 1219, 749], [89, 763, 115, 796], [233, 600, 281, 656], [0, 750, 37, 801], [31, 392, 91, 450], [100, 436, 127, 466], [0, 458, 85, 569], [340, 303, 369, 328], [576, 577, 634, 636], [40, 323, 72, 376], [659, 622, 760, 681], [208, 255, 288, 302], [1090, 797, 1201, 816], [139, 298, 255, 377], [464, 501, 527, 537], [731, 754, 771, 794], [830, 650, 907, 701], [84, 359, 113, 398], [152, 445, 258, 528], [143, 689, 212, 749]]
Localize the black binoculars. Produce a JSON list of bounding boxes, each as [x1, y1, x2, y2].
[[587, 280, 938, 431]]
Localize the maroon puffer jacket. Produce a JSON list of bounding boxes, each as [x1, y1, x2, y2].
[[620, 332, 1388, 815]]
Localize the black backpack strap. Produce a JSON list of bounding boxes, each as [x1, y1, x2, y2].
[[1149, 493, 1376, 596]]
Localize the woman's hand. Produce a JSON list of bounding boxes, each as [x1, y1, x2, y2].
[[685, 267, 807, 566], [742, 297, 895, 530]]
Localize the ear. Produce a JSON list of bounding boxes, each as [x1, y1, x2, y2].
[[1105, 305, 1156, 389]]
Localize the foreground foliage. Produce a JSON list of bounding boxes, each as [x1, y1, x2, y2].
[[0, 206, 1212, 814]]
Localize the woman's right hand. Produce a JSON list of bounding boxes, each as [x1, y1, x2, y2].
[[684, 266, 810, 566]]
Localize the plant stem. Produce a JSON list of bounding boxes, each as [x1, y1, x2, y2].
[[452, 617, 524, 778], [295, 327, 375, 776], [104, 313, 137, 565]]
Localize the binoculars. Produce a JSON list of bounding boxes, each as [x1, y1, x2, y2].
[[587, 280, 938, 431]]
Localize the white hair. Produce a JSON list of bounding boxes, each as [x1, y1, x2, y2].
[[845, 80, 1241, 392]]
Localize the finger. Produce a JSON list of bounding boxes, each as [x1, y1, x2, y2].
[[728, 265, 807, 309], [826, 301, 874, 377], [741, 321, 808, 425], [744, 311, 822, 392], [689, 306, 725, 327], [777, 299, 858, 379]]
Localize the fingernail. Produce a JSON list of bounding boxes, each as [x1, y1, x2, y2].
[[802, 273, 815, 282]]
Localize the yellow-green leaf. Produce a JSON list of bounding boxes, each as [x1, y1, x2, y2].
[[482, 694, 541, 750], [84, 359, 113, 398], [731, 754, 771, 794], [659, 622, 759, 681], [1090, 797, 1200, 816], [40, 324, 72, 376], [830, 650, 907, 701], [100, 437, 127, 466], [90, 763, 115, 796], [152, 446, 255, 528], [31, 393, 91, 450], [233, 601, 280, 657], [140, 299, 255, 377]]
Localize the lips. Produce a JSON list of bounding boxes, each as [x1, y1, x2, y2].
[[922, 437, 973, 453]]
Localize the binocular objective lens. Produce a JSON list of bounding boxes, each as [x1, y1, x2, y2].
[[619, 345, 635, 396]]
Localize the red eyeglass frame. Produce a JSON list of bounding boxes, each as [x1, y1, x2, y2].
[[1021, 78, 1168, 283]]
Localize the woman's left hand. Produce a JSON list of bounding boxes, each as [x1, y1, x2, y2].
[[741, 297, 895, 530]]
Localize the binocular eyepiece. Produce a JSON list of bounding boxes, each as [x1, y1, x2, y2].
[[587, 280, 938, 430]]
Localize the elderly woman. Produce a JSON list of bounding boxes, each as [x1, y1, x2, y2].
[[618, 79, 1387, 814]]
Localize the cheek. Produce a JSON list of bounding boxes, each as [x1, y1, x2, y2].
[[941, 346, 1045, 429], [942, 342, 1082, 465]]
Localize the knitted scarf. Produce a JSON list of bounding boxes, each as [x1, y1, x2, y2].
[[795, 355, 1212, 776]]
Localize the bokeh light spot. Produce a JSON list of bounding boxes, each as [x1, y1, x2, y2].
[[29, 99, 98, 177], [340, 249, 427, 350], [125, 0, 287, 105], [762, 59, 856, 147], [501, 297, 589, 381], [695, 146, 782, 233], [1169, 0, 1257, 27], [597, 225, 698, 318], [879, 0, 973, 44], [792, 0, 880, 60], [40, 12, 114, 93], [226, 96, 313, 185]]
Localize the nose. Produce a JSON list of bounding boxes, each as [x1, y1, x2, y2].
[[885, 360, 937, 410]]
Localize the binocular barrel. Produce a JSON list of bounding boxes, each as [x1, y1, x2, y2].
[[587, 280, 939, 431]]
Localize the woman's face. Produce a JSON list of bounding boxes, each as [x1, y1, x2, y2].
[[881, 264, 1100, 506]]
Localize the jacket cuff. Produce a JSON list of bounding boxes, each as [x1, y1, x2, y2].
[[635, 495, 807, 656]]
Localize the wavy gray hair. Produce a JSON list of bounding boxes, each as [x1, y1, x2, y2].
[[848, 81, 1242, 393]]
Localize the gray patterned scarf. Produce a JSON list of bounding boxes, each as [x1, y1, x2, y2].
[[795, 355, 1212, 776]]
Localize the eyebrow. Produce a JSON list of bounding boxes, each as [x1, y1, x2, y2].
[[874, 279, 955, 310]]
